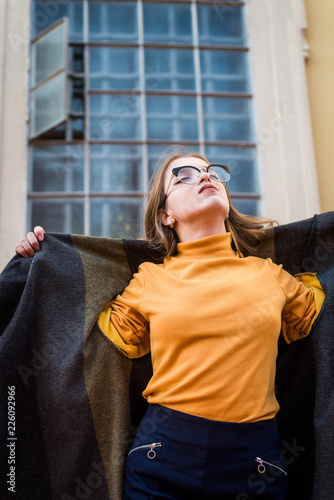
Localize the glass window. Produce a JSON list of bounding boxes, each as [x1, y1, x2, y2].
[[70, 45, 84, 73], [72, 118, 85, 139], [90, 197, 143, 238], [146, 95, 198, 141], [200, 50, 250, 93], [89, 94, 141, 140], [30, 145, 84, 192], [204, 145, 258, 194], [89, 47, 139, 90], [145, 48, 195, 91], [202, 96, 253, 142], [143, 3, 192, 45], [89, 1, 138, 42], [30, 18, 68, 139], [31, 20, 67, 87], [29, 0, 258, 235], [30, 72, 67, 138], [147, 144, 169, 179], [29, 198, 84, 233], [231, 198, 259, 217], [197, 3, 246, 46], [147, 144, 200, 179], [90, 144, 143, 192], [71, 78, 84, 113], [31, 0, 83, 42]]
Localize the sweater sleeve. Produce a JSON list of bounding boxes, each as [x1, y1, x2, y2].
[[97, 267, 150, 358], [268, 259, 324, 343]]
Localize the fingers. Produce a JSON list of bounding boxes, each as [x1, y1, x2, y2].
[[34, 226, 45, 241], [15, 234, 38, 257], [27, 231, 41, 252], [14, 244, 32, 258], [15, 226, 46, 257]]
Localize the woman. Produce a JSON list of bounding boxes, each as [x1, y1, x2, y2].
[[16, 152, 320, 499]]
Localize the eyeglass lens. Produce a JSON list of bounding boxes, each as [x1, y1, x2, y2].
[[177, 166, 229, 184]]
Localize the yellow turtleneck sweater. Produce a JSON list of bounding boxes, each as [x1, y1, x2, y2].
[[98, 233, 317, 423]]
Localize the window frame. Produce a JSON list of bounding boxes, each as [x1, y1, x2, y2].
[[29, 17, 69, 139], [28, 0, 259, 238]]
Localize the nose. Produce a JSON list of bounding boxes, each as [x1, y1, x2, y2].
[[198, 169, 211, 183]]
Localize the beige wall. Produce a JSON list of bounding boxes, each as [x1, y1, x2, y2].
[[304, 0, 334, 213], [248, 0, 320, 224], [0, 1, 30, 271]]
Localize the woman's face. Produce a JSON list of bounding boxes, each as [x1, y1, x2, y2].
[[160, 156, 229, 231]]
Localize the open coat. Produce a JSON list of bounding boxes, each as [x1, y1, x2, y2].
[[0, 212, 334, 500]]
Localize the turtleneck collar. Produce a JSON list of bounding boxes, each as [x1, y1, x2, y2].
[[175, 232, 237, 260]]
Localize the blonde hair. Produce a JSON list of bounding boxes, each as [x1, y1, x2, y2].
[[144, 149, 277, 257]]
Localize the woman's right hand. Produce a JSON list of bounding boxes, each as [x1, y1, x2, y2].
[[15, 226, 45, 258]]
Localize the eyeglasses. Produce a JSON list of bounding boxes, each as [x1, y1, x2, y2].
[[162, 164, 230, 207]]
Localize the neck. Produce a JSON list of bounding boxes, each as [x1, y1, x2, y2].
[[176, 216, 227, 243]]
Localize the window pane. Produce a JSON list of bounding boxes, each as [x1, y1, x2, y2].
[[200, 50, 250, 93], [89, 1, 138, 42], [231, 198, 259, 216], [199, 0, 242, 2], [146, 95, 198, 141], [145, 48, 195, 91], [143, 3, 192, 44], [89, 95, 141, 140], [90, 197, 143, 238], [29, 199, 84, 233], [147, 145, 168, 179], [30, 72, 66, 138], [205, 145, 258, 194], [147, 144, 200, 179], [90, 144, 143, 192], [70, 45, 84, 73], [30, 145, 84, 192], [31, 0, 83, 42], [71, 78, 84, 113], [72, 118, 85, 139], [89, 47, 139, 90], [203, 97, 253, 142], [197, 4, 246, 46], [31, 20, 66, 87]]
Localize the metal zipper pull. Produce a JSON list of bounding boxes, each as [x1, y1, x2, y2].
[[255, 457, 266, 474], [255, 457, 287, 476], [128, 441, 162, 458], [147, 442, 161, 459]]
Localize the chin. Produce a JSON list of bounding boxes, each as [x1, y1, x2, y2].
[[205, 196, 228, 210], [196, 199, 229, 220]]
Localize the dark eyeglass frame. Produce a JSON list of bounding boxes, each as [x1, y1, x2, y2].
[[162, 164, 230, 208]]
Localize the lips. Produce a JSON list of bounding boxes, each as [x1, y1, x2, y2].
[[199, 184, 218, 194]]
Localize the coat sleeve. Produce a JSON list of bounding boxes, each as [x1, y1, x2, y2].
[[268, 260, 325, 343], [97, 267, 150, 358]]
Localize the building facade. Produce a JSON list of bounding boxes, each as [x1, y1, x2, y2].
[[304, 0, 334, 215], [1, 0, 330, 271]]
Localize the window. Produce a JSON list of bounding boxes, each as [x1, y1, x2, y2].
[[29, 0, 258, 238], [30, 18, 68, 138], [89, 47, 140, 90]]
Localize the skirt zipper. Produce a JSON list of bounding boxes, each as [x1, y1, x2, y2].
[[255, 457, 287, 476], [128, 442, 162, 459]]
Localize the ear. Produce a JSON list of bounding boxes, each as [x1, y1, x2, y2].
[[159, 208, 175, 227]]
